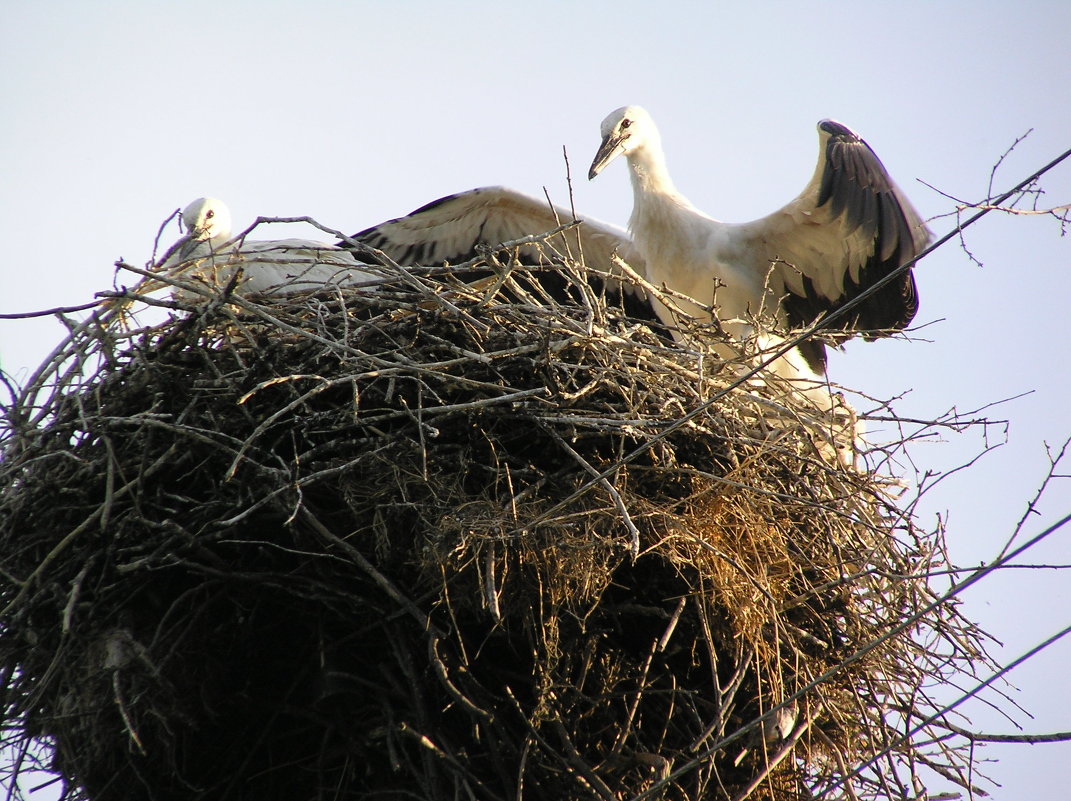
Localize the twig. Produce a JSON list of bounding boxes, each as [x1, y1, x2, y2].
[[111, 671, 147, 756], [541, 423, 642, 556], [61, 559, 93, 634], [937, 721, 1071, 745], [729, 712, 814, 801], [0, 300, 104, 319], [551, 721, 616, 801]]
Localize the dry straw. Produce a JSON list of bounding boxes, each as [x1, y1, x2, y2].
[[1, 224, 992, 800]]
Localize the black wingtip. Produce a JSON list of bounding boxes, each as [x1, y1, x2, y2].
[[818, 119, 857, 140], [796, 120, 925, 335], [339, 190, 477, 249], [405, 190, 471, 218]]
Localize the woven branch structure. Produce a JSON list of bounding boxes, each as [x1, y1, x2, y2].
[[1, 230, 992, 800]]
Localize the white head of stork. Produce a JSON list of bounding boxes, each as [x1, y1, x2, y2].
[[180, 196, 233, 249], [587, 105, 929, 386]]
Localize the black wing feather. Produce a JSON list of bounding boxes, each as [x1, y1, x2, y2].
[[784, 120, 925, 337], [339, 190, 666, 331]]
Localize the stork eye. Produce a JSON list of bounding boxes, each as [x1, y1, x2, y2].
[[206, 210, 215, 219], [621, 119, 632, 130]]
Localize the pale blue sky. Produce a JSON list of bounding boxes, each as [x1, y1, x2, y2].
[[2, 2, 1070, 798]]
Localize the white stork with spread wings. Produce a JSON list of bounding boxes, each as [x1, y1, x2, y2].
[[587, 105, 929, 381], [347, 107, 928, 389], [162, 197, 380, 300]]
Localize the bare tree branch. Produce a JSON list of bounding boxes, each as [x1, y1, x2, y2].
[[938, 721, 1071, 745], [0, 300, 104, 319]]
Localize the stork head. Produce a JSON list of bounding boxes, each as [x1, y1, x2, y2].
[[588, 105, 656, 180], [181, 196, 232, 243]]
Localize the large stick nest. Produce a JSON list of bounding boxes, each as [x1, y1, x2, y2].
[[1, 232, 989, 800]]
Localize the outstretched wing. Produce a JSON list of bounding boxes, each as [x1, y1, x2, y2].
[[343, 186, 651, 304], [735, 120, 929, 337]]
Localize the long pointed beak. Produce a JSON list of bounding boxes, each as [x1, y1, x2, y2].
[[588, 133, 626, 180]]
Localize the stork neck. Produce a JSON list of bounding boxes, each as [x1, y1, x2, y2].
[[626, 142, 682, 200]]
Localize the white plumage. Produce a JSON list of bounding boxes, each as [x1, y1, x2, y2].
[[349, 107, 929, 390], [162, 197, 379, 300], [587, 105, 929, 383]]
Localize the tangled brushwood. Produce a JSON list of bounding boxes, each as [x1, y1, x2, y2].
[[1, 230, 993, 801]]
